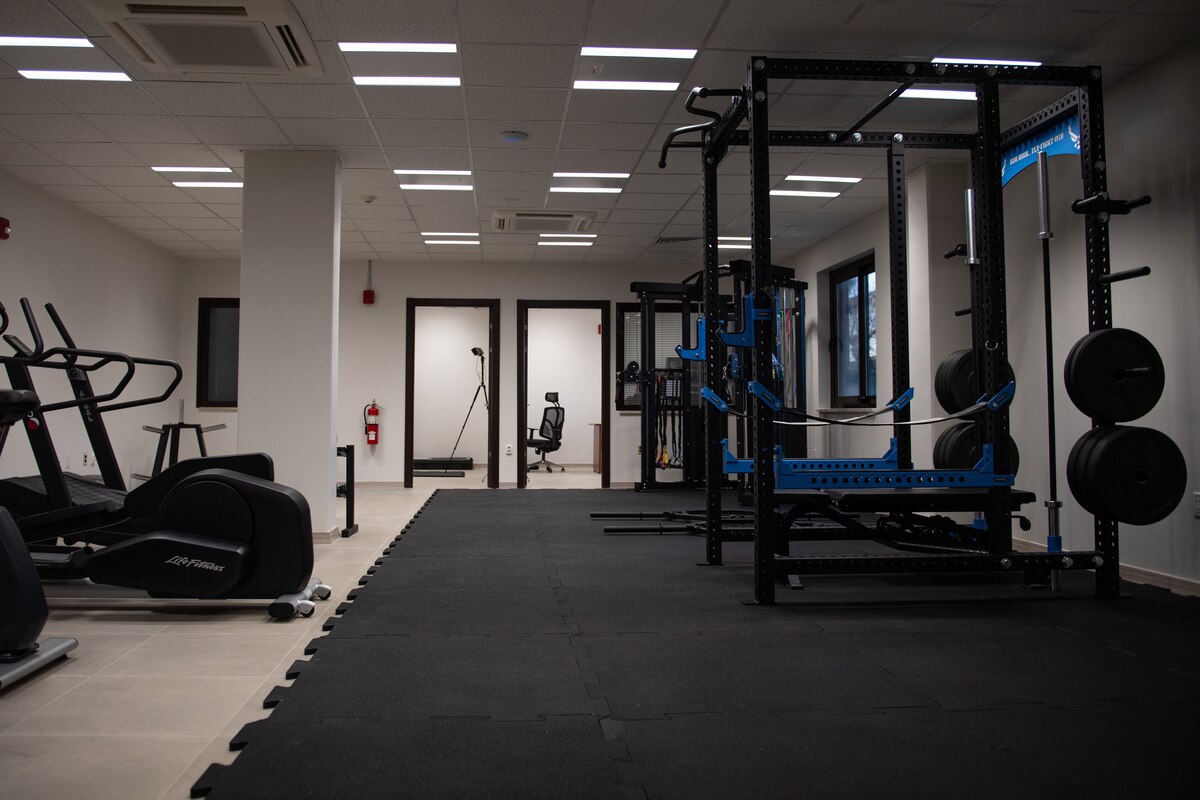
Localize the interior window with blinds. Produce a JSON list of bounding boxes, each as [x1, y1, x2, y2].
[[615, 303, 697, 411], [197, 298, 239, 408]]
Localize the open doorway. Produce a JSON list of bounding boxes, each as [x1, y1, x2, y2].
[[404, 299, 500, 488], [517, 301, 610, 489]]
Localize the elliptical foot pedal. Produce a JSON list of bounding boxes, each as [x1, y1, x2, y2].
[[267, 577, 328, 620], [0, 637, 78, 690]]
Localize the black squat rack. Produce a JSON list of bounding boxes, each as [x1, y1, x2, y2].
[[659, 57, 1154, 605]]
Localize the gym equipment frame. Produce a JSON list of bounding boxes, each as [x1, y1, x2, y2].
[[661, 57, 1125, 604]]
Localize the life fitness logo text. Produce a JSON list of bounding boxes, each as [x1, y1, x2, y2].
[[165, 555, 226, 572]]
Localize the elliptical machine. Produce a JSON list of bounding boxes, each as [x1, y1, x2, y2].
[[0, 304, 331, 620], [1, 389, 77, 689]]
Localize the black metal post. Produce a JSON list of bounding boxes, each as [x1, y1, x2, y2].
[[886, 142, 912, 468], [702, 141, 724, 565]]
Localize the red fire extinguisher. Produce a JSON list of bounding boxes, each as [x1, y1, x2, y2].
[[364, 401, 381, 446]]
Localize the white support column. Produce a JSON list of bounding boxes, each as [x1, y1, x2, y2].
[[239, 151, 341, 540]]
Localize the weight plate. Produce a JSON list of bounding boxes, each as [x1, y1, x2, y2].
[[1067, 427, 1110, 517], [1064, 328, 1164, 422], [935, 349, 1015, 414], [1085, 426, 1187, 525], [933, 422, 969, 469], [933, 422, 1019, 476]]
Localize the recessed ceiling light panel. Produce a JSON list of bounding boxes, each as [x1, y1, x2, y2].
[[0, 37, 93, 47], [769, 190, 840, 198], [339, 42, 456, 53], [901, 88, 977, 101], [548, 187, 623, 194], [18, 70, 129, 81], [553, 172, 630, 179], [353, 76, 460, 86], [394, 169, 472, 176], [400, 184, 474, 191], [173, 181, 244, 188], [932, 57, 1041, 67], [538, 241, 593, 246], [573, 80, 678, 91], [153, 166, 233, 173], [580, 47, 696, 59], [785, 175, 861, 183]]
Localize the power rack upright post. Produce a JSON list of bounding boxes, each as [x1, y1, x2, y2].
[[660, 57, 1152, 605]]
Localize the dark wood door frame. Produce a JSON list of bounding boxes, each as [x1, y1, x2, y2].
[[517, 300, 610, 489], [404, 298, 501, 488]]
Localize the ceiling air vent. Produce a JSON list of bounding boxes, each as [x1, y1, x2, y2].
[[82, 0, 322, 76], [654, 236, 701, 245], [492, 210, 596, 234]]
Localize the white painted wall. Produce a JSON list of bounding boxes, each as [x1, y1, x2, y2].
[[0, 170, 183, 483], [411, 306, 491, 464], [527, 307, 603, 465], [335, 258, 686, 485]]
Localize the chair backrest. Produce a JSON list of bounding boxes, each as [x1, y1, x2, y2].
[[539, 405, 565, 441]]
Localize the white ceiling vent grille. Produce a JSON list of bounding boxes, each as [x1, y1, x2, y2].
[[492, 210, 595, 234], [82, 0, 322, 76]]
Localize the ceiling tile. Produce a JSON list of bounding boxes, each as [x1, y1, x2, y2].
[[409, 206, 479, 220], [475, 189, 549, 207], [189, 229, 243, 242], [341, 241, 375, 252], [323, 0, 460, 41], [117, 143, 230, 168], [1056, 11, 1200, 64], [352, 218, 418, 232], [942, 6, 1118, 56], [821, 2, 991, 57], [708, 1, 860, 51], [382, 147, 470, 170], [0, 142, 59, 166], [108, 186, 194, 203], [565, 90, 676, 124], [373, 119, 467, 147], [624, 172, 699, 194], [0, 114, 108, 143], [0, 79, 70, 113], [471, 147, 557, 172], [143, 82, 269, 117], [136, 202, 215, 218], [615, 193, 692, 211], [35, 142, 141, 166], [39, 184, 122, 203], [181, 117, 290, 146], [459, 0, 588, 44], [332, 147, 389, 168], [163, 217, 237, 230], [132, 229, 200, 242], [545, 192, 619, 209], [554, 149, 641, 173], [277, 117, 378, 147], [82, 114, 200, 144], [341, 168, 401, 188], [35, 82, 167, 115], [361, 231, 423, 244], [75, 201, 149, 217], [401, 189, 476, 206], [599, 223, 666, 237], [107, 216, 176, 230], [359, 87, 466, 120], [604, 208, 677, 224], [74, 166, 166, 185], [250, 83, 366, 118], [465, 87, 567, 121], [203, 203, 242, 219], [178, 186, 245, 204], [344, 204, 415, 220], [473, 171, 551, 191], [461, 44, 578, 88], [560, 121, 657, 151], [584, 0, 724, 48]]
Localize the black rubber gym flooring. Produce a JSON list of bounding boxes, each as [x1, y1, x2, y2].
[[194, 489, 1200, 799]]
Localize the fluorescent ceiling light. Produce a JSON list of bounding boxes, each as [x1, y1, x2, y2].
[[153, 166, 233, 173], [785, 175, 861, 184], [901, 88, 976, 101], [18, 70, 129, 81], [339, 42, 456, 53], [421, 232, 478, 237], [400, 184, 473, 191], [0, 36, 93, 47], [718, 236, 751, 241], [580, 47, 696, 60], [573, 80, 679, 92], [173, 181, 243, 188], [548, 186, 622, 194], [770, 190, 840, 198], [353, 76, 460, 86], [552, 172, 630, 179], [932, 57, 1042, 67], [425, 240, 480, 245], [540, 234, 597, 238], [538, 241, 593, 247], [718, 243, 752, 250], [394, 169, 471, 176]]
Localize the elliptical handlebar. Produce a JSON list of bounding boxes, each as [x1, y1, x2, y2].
[[2, 298, 45, 359]]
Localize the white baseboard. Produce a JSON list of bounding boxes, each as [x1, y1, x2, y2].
[[312, 524, 340, 545], [1014, 537, 1200, 597]]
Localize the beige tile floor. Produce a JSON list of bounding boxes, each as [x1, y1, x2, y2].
[[0, 467, 610, 799]]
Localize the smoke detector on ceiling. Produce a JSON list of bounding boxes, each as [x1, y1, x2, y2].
[[82, 0, 322, 76]]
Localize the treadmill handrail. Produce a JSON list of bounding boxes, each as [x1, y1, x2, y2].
[[17, 347, 137, 412]]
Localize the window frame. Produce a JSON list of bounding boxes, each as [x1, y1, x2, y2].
[[828, 255, 876, 409], [196, 297, 239, 409]]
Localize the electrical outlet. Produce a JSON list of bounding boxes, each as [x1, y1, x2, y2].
[[63, 453, 71, 471], [505, 444, 512, 456], [82, 451, 91, 467], [1193, 492, 1200, 518]]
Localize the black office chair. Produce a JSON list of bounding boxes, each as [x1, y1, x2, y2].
[[526, 392, 565, 473]]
